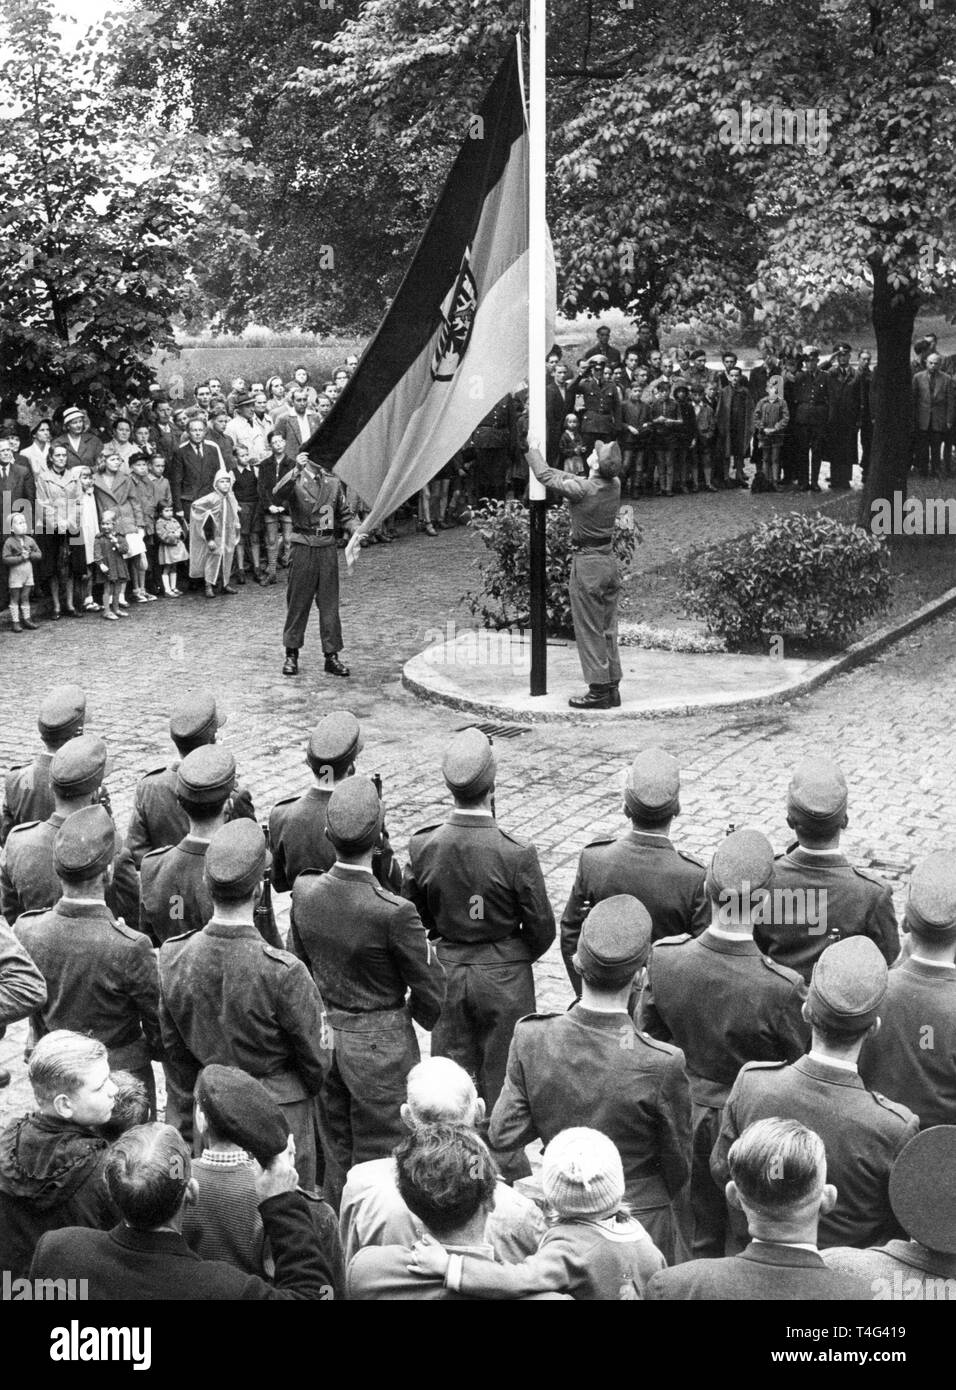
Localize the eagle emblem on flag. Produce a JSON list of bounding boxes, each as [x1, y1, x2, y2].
[[430, 251, 478, 381]]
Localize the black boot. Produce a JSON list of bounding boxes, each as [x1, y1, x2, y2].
[[568, 684, 614, 710], [324, 652, 350, 678], [607, 683, 622, 708], [282, 647, 299, 676]]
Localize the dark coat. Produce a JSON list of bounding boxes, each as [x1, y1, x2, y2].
[[170, 442, 222, 513], [0, 918, 46, 1031], [1, 753, 54, 846], [859, 956, 956, 1129], [125, 762, 256, 868], [0, 812, 139, 929], [646, 1241, 869, 1300], [139, 835, 214, 946], [268, 787, 334, 893]]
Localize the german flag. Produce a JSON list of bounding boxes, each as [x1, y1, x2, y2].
[[304, 42, 551, 545]]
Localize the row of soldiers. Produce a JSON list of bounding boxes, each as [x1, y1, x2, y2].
[[0, 682, 952, 1274]]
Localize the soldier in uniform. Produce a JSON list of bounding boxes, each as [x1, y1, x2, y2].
[[274, 451, 358, 678], [0, 918, 47, 1089], [0, 735, 138, 928], [712, 936, 919, 1251], [1, 684, 86, 845], [639, 829, 810, 1257], [158, 819, 332, 1191], [526, 439, 625, 709], [138, 745, 236, 947], [269, 711, 400, 895], [126, 692, 255, 867], [490, 896, 691, 1262], [404, 728, 555, 1166], [469, 396, 517, 502], [756, 755, 899, 982], [289, 777, 445, 1207], [14, 805, 163, 1109], [859, 852, 956, 1128], [577, 357, 623, 456], [561, 747, 709, 992]]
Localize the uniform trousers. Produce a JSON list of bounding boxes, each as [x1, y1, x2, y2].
[[282, 542, 343, 652], [691, 1101, 727, 1259], [569, 550, 622, 687]]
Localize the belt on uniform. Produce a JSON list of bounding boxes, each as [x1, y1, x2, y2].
[[293, 524, 333, 536], [571, 539, 613, 553], [325, 1003, 411, 1033]]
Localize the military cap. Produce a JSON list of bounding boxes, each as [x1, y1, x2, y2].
[[804, 345, 821, 357], [53, 804, 115, 879], [889, 1127, 956, 1254], [807, 936, 887, 1034], [37, 683, 86, 741], [787, 755, 848, 825], [168, 692, 226, 747], [306, 711, 363, 775], [573, 894, 652, 987], [625, 747, 680, 820], [707, 828, 774, 898], [175, 745, 236, 806], [442, 727, 496, 799], [204, 819, 270, 900], [195, 1064, 289, 1165], [905, 852, 956, 938], [325, 776, 383, 853], [51, 734, 109, 799], [588, 354, 608, 365], [594, 440, 623, 476]]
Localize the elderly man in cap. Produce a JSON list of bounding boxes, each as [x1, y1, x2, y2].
[[713, 936, 918, 1251], [1, 734, 137, 928], [1, 683, 87, 845], [14, 806, 163, 1107], [340, 1056, 546, 1265], [158, 820, 332, 1190], [859, 852, 956, 1128], [290, 777, 445, 1207], [639, 829, 810, 1257], [138, 745, 240, 947], [648, 1118, 869, 1301], [561, 746, 708, 992], [526, 438, 625, 709], [491, 895, 691, 1262], [824, 1126, 956, 1294], [126, 692, 256, 867], [756, 755, 899, 983], [53, 406, 102, 470], [404, 728, 554, 1171], [225, 394, 271, 462]]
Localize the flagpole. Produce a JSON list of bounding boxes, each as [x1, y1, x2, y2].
[[527, 0, 548, 696]]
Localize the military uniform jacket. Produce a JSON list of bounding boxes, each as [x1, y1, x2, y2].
[[532, 468, 621, 547], [756, 846, 899, 983], [268, 787, 335, 893], [488, 1005, 691, 1213], [14, 899, 162, 1071], [289, 864, 444, 1028], [561, 831, 709, 989], [272, 463, 355, 546], [639, 929, 810, 1108], [1, 753, 54, 846], [158, 919, 332, 1102], [858, 957, 956, 1128], [404, 812, 555, 964], [126, 762, 256, 868], [139, 835, 214, 947], [646, 1241, 869, 1302], [578, 377, 622, 435], [0, 918, 46, 1031], [712, 1055, 919, 1250], [0, 813, 139, 929]]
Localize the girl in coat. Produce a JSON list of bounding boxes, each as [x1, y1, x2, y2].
[[93, 510, 131, 620], [3, 513, 42, 631], [156, 503, 188, 596], [189, 468, 240, 598]]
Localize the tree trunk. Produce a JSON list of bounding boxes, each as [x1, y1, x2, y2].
[[857, 261, 918, 526]]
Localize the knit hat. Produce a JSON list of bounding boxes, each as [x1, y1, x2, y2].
[[195, 1065, 289, 1164], [541, 1128, 625, 1219]]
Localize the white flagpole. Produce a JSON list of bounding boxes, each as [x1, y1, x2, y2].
[[527, 0, 548, 696]]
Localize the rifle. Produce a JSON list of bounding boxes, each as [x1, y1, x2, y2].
[[254, 820, 283, 948], [371, 772, 403, 893]]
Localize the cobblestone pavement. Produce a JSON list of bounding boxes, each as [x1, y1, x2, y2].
[[2, 488, 952, 1122]]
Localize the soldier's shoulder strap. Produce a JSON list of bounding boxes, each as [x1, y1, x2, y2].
[[740, 1059, 788, 1074], [270, 794, 301, 813], [370, 880, 407, 908], [6, 820, 40, 838], [141, 845, 174, 867], [408, 822, 443, 842], [515, 1011, 560, 1028], [870, 1091, 917, 1126], [851, 864, 890, 889], [12, 908, 47, 926], [161, 928, 197, 948], [261, 942, 297, 968], [760, 953, 804, 986], [676, 848, 706, 869], [140, 764, 168, 780], [582, 836, 617, 851], [496, 826, 531, 849], [635, 1029, 683, 1059], [653, 932, 693, 948]]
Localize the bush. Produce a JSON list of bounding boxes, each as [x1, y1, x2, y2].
[[465, 499, 640, 637], [679, 510, 892, 650]]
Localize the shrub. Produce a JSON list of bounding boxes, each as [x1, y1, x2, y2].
[[679, 510, 891, 650], [465, 499, 640, 637]]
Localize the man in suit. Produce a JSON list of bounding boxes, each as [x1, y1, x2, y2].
[[581, 324, 622, 368], [826, 344, 861, 489], [148, 398, 178, 462], [712, 937, 919, 1251], [561, 747, 709, 992], [647, 1117, 869, 1299], [791, 347, 830, 490], [225, 394, 271, 462], [0, 437, 37, 617], [1, 684, 86, 846], [274, 388, 320, 458], [170, 417, 223, 522], [31, 1121, 333, 1299], [912, 352, 955, 478]]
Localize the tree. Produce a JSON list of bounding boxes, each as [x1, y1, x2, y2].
[[0, 0, 223, 414]]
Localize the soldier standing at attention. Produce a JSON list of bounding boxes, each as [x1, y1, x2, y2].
[[126, 692, 256, 868], [290, 777, 445, 1208], [274, 451, 358, 678], [756, 755, 899, 982], [1, 684, 87, 845], [158, 820, 332, 1191], [404, 728, 555, 1173], [639, 829, 810, 1258], [526, 439, 625, 709], [712, 937, 919, 1251], [561, 747, 709, 992]]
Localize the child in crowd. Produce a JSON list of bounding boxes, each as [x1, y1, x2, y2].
[[408, 1128, 665, 1301], [752, 379, 790, 492], [650, 379, 682, 496], [3, 513, 42, 631], [127, 454, 159, 602], [692, 384, 718, 491], [156, 502, 187, 596], [619, 387, 652, 495], [229, 443, 261, 582], [73, 466, 101, 610], [558, 412, 587, 476], [672, 383, 698, 493], [99, 1072, 151, 1139], [189, 468, 240, 598], [94, 509, 131, 620]]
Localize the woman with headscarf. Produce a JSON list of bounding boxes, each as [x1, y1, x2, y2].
[[188, 467, 241, 598]]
